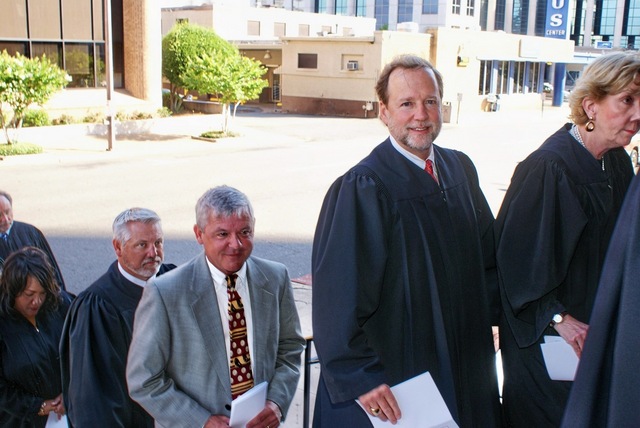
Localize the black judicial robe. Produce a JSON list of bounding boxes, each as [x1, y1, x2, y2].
[[561, 174, 640, 428], [0, 221, 66, 291], [495, 124, 633, 427], [0, 293, 72, 427], [312, 140, 501, 428], [60, 261, 176, 428]]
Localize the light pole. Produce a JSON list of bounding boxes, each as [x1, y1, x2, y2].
[[103, 0, 115, 151]]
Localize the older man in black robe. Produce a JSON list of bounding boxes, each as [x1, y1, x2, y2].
[[0, 190, 66, 290], [311, 55, 501, 427], [60, 208, 176, 428]]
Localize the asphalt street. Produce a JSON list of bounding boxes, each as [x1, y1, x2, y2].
[[1, 101, 575, 427]]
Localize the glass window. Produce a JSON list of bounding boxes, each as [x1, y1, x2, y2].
[[527, 62, 541, 93], [466, 0, 475, 16], [513, 62, 525, 93], [478, 60, 491, 95], [0, 42, 27, 56], [452, 0, 461, 15], [423, 0, 439, 14], [32, 43, 63, 68], [298, 53, 318, 69], [496, 61, 510, 94], [356, 0, 367, 16], [274, 22, 286, 37], [336, 0, 347, 15], [316, 0, 328, 13], [398, 0, 414, 22], [64, 43, 95, 88], [375, 0, 390, 30], [248, 21, 260, 36]]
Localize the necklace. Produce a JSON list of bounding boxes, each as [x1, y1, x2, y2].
[[571, 124, 604, 171]]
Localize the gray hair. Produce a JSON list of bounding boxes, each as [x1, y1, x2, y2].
[[0, 191, 12, 206], [195, 186, 254, 230], [112, 208, 162, 244]]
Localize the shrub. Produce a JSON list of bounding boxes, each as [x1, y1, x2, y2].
[[52, 114, 75, 125], [130, 111, 153, 120], [22, 110, 50, 127], [157, 107, 172, 118], [83, 111, 105, 123], [0, 142, 43, 156]]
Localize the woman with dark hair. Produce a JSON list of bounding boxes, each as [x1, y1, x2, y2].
[[0, 246, 72, 427]]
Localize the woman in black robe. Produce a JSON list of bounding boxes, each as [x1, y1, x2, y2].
[[561, 174, 640, 427], [0, 247, 72, 427], [495, 51, 640, 427]]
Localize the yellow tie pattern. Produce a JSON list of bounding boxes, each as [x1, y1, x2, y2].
[[226, 274, 254, 399]]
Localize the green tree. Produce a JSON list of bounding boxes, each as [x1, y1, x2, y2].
[[0, 51, 69, 144], [182, 53, 268, 134], [162, 23, 236, 112]]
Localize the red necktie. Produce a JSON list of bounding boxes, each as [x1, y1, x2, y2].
[[226, 274, 254, 399], [425, 159, 438, 183]]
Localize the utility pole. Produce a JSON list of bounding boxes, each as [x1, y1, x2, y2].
[[103, 0, 115, 151]]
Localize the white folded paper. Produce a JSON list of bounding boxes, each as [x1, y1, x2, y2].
[[45, 412, 68, 428], [229, 381, 268, 428], [540, 335, 579, 381], [357, 372, 459, 428]]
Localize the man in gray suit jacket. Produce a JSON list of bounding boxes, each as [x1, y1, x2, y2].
[[127, 186, 305, 428]]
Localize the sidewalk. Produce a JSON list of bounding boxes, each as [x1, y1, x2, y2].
[[1, 101, 575, 428]]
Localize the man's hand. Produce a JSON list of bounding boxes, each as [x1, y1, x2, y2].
[[358, 384, 401, 424], [554, 314, 589, 358], [246, 400, 282, 428], [203, 415, 231, 428], [51, 394, 65, 417]]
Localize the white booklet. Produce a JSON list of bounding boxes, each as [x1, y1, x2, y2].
[[229, 381, 268, 428], [357, 372, 459, 428], [540, 335, 579, 381], [45, 412, 68, 428]]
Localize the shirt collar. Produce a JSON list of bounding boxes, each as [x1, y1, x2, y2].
[[117, 262, 157, 287], [205, 257, 248, 289], [389, 135, 436, 170]]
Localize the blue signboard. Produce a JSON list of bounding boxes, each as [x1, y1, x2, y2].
[[544, 0, 570, 39]]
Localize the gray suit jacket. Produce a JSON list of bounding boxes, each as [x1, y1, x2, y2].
[[126, 253, 305, 428]]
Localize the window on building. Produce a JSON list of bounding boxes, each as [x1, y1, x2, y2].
[[315, 0, 328, 13], [248, 21, 261, 36], [624, 0, 640, 49], [336, 0, 347, 14], [478, 60, 492, 95], [495, 0, 506, 30], [423, 0, 438, 14], [356, 0, 367, 16], [466, 0, 475, 16], [511, 0, 528, 33], [65, 43, 95, 88], [32, 43, 63, 68], [298, 53, 318, 69], [513, 61, 525, 93], [375, 0, 390, 30], [496, 60, 510, 94], [452, 0, 461, 15], [595, 0, 617, 37], [0, 42, 27, 56], [398, 0, 414, 22], [299, 24, 310, 36], [274, 22, 286, 37], [526, 62, 541, 93]]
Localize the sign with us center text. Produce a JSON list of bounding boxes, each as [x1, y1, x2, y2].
[[545, 0, 570, 39]]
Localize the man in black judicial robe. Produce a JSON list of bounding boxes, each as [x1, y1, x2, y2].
[[0, 190, 66, 290], [495, 125, 633, 427], [60, 208, 176, 428], [561, 174, 640, 428], [312, 55, 501, 427]]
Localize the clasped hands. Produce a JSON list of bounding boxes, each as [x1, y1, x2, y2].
[[358, 384, 402, 424]]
